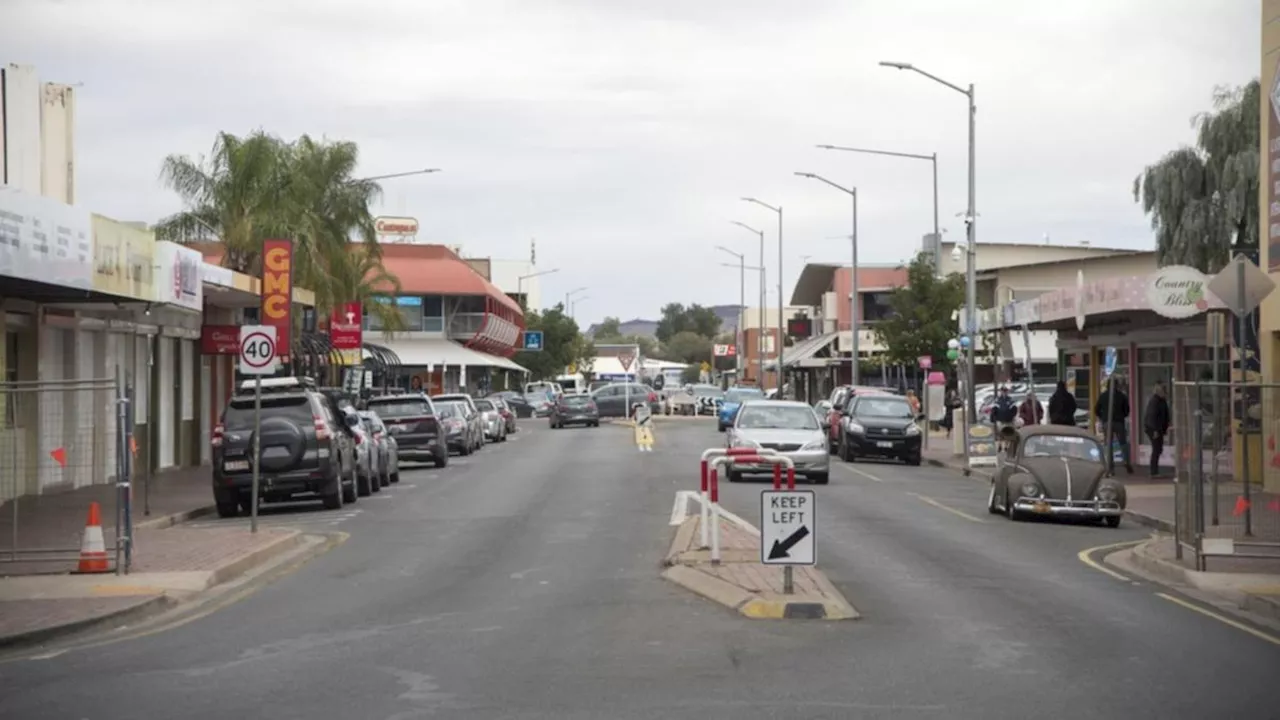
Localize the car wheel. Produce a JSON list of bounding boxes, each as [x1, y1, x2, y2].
[[460, 441, 472, 456], [904, 453, 922, 467], [717, 423, 725, 433], [357, 470, 373, 497], [986, 482, 1001, 514], [1104, 515, 1122, 528], [214, 488, 240, 518], [370, 470, 382, 492], [838, 436, 851, 462], [727, 471, 742, 483], [1005, 491, 1021, 521], [379, 470, 390, 489], [321, 474, 344, 510], [810, 473, 830, 485], [342, 465, 359, 504], [390, 471, 401, 484], [433, 452, 449, 469]]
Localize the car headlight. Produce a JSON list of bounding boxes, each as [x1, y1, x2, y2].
[[1020, 481, 1042, 498], [734, 437, 760, 449], [904, 423, 921, 436], [846, 421, 865, 434], [1096, 486, 1119, 502], [801, 439, 827, 451]]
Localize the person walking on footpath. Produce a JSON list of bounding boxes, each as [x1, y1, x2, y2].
[[1017, 389, 1044, 427], [940, 386, 959, 438], [1144, 381, 1171, 478], [1095, 378, 1134, 475], [1047, 380, 1078, 426], [990, 386, 1019, 451]]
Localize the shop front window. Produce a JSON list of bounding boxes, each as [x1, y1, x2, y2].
[[1136, 346, 1173, 446]]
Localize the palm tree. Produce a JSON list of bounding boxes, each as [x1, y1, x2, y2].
[[1134, 80, 1259, 272]]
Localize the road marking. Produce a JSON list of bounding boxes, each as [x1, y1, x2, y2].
[[837, 463, 882, 483], [907, 492, 987, 523], [670, 491, 698, 525], [687, 493, 761, 536], [1076, 540, 1142, 582], [1156, 592, 1280, 646]]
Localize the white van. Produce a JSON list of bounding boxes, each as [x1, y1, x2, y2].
[[525, 381, 562, 398], [555, 373, 587, 395]]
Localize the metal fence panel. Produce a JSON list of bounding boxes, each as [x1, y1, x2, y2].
[[1171, 380, 1280, 570], [0, 378, 132, 574]]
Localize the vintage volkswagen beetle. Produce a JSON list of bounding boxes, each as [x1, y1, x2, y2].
[[986, 424, 1127, 527]]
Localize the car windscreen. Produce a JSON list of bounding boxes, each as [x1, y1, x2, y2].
[[524, 394, 546, 404], [225, 396, 313, 430], [561, 395, 591, 406], [854, 397, 913, 418], [725, 389, 763, 404], [475, 400, 495, 411], [736, 405, 819, 430], [1023, 434, 1103, 462], [367, 399, 434, 418]]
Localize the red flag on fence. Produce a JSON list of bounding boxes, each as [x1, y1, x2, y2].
[[50, 447, 67, 468], [1233, 496, 1251, 517]]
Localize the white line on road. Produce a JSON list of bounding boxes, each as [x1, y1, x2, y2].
[[670, 491, 697, 525], [837, 464, 883, 483], [907, 492, 988, 523]]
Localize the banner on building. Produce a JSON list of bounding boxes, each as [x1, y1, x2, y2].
[[261, 239, 294, 362], [200, 325, 240, 355]]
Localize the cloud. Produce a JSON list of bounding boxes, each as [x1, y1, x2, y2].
[[1, 0, 1258, 324]]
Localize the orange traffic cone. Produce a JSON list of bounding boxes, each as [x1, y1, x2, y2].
[[77, 502, 109, 573]]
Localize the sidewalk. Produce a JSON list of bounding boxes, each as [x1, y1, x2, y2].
[[0, 465, 214, 575], [661, 512, 858, 620], [0, 524, 314, 649]]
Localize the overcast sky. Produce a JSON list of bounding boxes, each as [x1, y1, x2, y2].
[[3, 0, 1258, 326]]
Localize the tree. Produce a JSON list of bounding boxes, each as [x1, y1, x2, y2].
[[681, 365, 703, 384], [871, 251, 966, 370], [655, 303, 722, 342], [1134, 80, 1259, 272], [593, 316, 622, 339], [514, 303, 592, 380], [665, 330, 713, 365]]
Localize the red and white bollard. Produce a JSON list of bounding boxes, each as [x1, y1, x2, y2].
[[699, 459, 710, 549]]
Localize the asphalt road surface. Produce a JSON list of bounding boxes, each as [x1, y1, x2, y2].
[[0, 419, 1275, 719]]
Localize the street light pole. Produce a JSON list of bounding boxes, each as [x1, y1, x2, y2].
[[880, 60, 978, 422], [717, 247, 746, 379], [565, 286, 587, 314], [570, 296, 589, 320], [815, 144, 940, 271], [354, 168, 442, 182], [794, 173, 859, 385], [517, 268, 560, 312], [741, 199, 784, 394], [730, 221, 766, 387]]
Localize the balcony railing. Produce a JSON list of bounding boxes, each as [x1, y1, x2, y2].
[[448, 312, 486, 340]]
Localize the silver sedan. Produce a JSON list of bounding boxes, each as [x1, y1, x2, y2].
[[725, 400, 830, 485]]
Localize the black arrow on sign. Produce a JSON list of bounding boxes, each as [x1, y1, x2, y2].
[[768, 526, 810, 560]]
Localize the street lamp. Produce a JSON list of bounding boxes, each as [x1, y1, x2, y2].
[[730, 220, 767, 386], [517, 268, 559, 311], [716, 246, 746, 379], [741, 198, 784, 393], [815, 144, 940, 271], [570, 296, 590, 320], [880, 60, 978, 426], [565, 286, 587, 313], [355, 168, 442, 182], [794, 172, 859, 386]]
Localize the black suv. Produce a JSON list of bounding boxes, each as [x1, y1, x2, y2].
[[836, 394, 924, 466], [212, 377, 359, 517], [365, 393, 448, 468]]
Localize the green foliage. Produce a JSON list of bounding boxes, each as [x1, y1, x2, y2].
[[871, 251, 966, 370], [656, 303, 721, 343], [665, 331, 713, 364], [154, 130, 393, 316], [514, 304, 592, 380], [1134, 80, 1259, 272], [594, 316, 622, 338]]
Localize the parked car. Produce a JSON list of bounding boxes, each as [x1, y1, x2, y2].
[[726, 400, 829, 484], [474, 398, 508, 442], [437, 400, 484, 454], [717, 387, 765, 432], [550, 394, 600, 428], [358, 410, 400, 486], [825, 385, 896, 452], [212, 376, 359, 517], [490, 390, 535, 418], [433, 394, 485, 449], [489, 397, 519, 433], [342, 409, 381, 496], [527, 393, 555, 418], [366, 393, 448, 468], [987, 424, 1126, 526], [836, 393, 923, 465], [590, 382, 662, 418]]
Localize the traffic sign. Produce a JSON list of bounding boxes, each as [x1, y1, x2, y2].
[[522, 331, 544, 352], [917, 355, 932, 370], [1208, 253, 1276, 317], [760, 490, 815, 565], [1103, 346, 1117, 378], [618, 352, 636, 372], [239, 325, 278, 375]]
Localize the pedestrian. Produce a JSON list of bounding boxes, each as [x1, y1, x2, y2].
[[905, 389, 921, 417], [939, 387, 958, 437], [1047, 380, 1078, 426], [1017, 390, 1044, 426], [1144, 380, 1171, 477], [1095, 378, 1134, 475], [990, 386, 1018, 451]]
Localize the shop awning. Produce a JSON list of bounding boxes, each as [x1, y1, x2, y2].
[[764, 332, 840, 372], [380, 339, 528, 373]]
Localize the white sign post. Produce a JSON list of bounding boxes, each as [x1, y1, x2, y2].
[[760, 489, 816, 579], [239, 325, 278, 533]]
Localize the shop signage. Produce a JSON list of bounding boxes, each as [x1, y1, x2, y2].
[[0, 186, 93, 290], [1268, 55, 1280, 272], [330, 301, 363, 350], [374, 216, 419, 236], [153, 241, 203, 311], [1146, 265, 1211, 319], [91, 215, 155, 301], [200, 324, 240, 355], [261, 239, 294, 362]]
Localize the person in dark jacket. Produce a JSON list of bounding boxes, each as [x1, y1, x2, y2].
[[1095, 379, 1133, 475], [1047, 381, 1078, 426], [990, 387, 1018, 425], [1144, 381, 1172, 477], [1017, 391, 1044, 426]]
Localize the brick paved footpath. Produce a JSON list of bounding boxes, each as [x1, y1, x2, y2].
[[675, 516, 840, 604]]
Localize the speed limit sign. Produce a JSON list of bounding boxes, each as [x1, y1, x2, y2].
[[239, 325, 279, 375]]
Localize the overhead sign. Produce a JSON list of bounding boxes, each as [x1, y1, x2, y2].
[[522, 330, 544, 351], [374, 216, 419, 237], [761, 490, 815, 565], [1208, 254, 1276, 317], [713, 344, 736, 357], [239, 325, 278, 375], [618, 352, 636, 372], [260, 239, 293, 362], [1146, 265, 1212, 319]]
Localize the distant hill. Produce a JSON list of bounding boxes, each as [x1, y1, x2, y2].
[[586, 305, 741, 339]]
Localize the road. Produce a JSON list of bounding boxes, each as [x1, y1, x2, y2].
[[0, 419, 1275, 719]]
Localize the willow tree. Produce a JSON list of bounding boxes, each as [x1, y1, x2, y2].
[[1133, 80, 1260, 272]]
